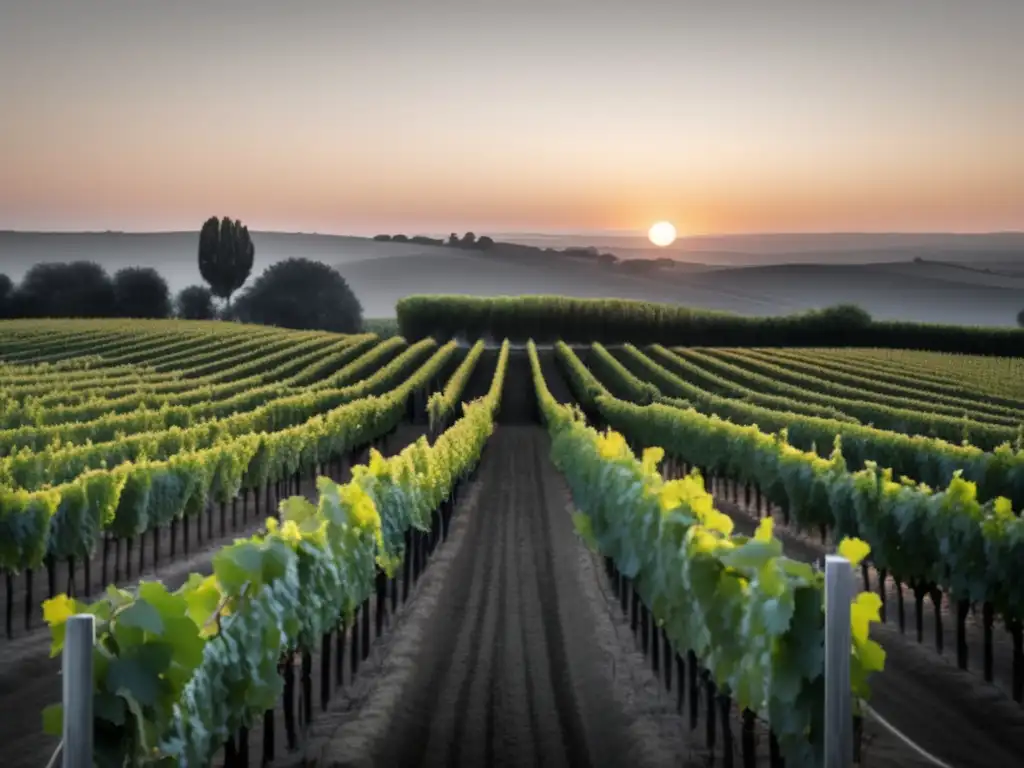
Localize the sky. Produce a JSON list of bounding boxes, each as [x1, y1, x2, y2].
[[1, 0, 1023, 237]]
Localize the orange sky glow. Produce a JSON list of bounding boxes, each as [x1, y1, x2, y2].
[[2, 2, 1022, 236]]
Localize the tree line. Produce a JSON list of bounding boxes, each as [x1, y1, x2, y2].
[[0, 263, 210, 320], [0, 216, 364, 333], [373, 231, 495, 250]]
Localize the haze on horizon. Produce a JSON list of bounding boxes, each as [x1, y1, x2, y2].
[[2, 0, 1023, 238]]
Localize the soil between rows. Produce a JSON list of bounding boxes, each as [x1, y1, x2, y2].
[[311, 425, 700, 768]]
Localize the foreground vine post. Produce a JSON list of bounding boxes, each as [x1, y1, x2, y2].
[[825, 554, 854, 768], [63, 614, 95, 768]]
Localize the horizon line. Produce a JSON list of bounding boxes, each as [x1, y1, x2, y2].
[[2, 228, 1024, 238]]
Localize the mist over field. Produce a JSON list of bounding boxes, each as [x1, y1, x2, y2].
[[1, 229, 1022, 326]]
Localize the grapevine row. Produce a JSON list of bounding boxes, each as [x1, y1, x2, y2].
[[554, 343, 1024, 658], [0, 337, 407, 454], [0, 322, 319, 391], [829, 348, 1024, 399], [0, 341, 459, 573], [631, 344, 858, 423], [733, 347, 1024, 417], [0, 334, 373, 422], [791, 348, 1024, 403], [39, 340, 511, 766], [672, 347, 1022, 446], [0, 341, 437, 491], [528, 341, 883, 767], [427, 340, 487, 433], [610, 344, 1024, 509], [686, 347, 1024, 428], [5, 323, 282, 370]]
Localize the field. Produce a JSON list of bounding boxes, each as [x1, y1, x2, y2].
[[2, 317, 1024, 767]]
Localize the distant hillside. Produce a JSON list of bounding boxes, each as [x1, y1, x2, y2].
[[496, 231, 1024, 263], [337, 252, 1024, 326], [1, 230, 1021, 327]]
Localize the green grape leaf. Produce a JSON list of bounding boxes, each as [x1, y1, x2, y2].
[[161, 616, 206, 687], [212, 542, 264, 594], [763, 596, 796, 634], [260, 539, 292, 584], [105, 585, 135, 610], [720, 539, 782, 571], [94, 691, 128, 727], [780, 559, 816, 581], [106, 657, 162, 709], [137, 581, 187, 620], [116, 599, 164, 635], [280, 496, 317, 525], [182, 574, 222, 631]]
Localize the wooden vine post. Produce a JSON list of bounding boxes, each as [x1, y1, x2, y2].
[[825, 554, 854, 768], [63, 614, 95, 768]]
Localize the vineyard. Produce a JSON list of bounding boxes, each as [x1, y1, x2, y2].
[[2, 316, 1024, 767]]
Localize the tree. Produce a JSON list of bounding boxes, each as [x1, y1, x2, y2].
[[112, 267, 171, 318], [14, 261, 116, 317], [198, 216, 255, 307], [1018, 308, 1024, 328], [176, 285, 216, 320], [476, 235, 494, 250], [410, 235, 444, 246], [810, 303, 873, 328], [232, 258, 363, 333], [0, 274, 12, 318], [460, 232, 476, 247]]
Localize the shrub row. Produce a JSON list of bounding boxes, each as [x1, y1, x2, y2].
[[396, 295, 1024, 355]]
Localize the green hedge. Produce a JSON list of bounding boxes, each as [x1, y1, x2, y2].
[[396, 295, 1024, 355]]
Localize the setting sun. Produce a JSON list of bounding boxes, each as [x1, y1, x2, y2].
[[648, 221, 677, 247]]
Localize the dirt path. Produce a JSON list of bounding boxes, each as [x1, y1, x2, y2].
[[312, 425, 700, 768], [497, 351, 535, 424], [0, 423, 429, 768]]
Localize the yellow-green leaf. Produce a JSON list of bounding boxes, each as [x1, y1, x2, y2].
[[857, 638, 886, 673], [42, 594, 77, 627], [838, 537, 870, 567]]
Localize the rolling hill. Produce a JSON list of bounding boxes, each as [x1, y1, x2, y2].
[[1, 230, 1021, 326]]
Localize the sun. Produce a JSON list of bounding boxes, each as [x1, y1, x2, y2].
[[648, 221, 677, 247]]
